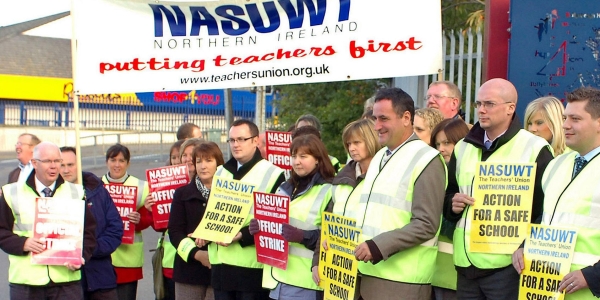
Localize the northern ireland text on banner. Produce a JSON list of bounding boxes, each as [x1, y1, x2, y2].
[[73, 0, 443, 94]]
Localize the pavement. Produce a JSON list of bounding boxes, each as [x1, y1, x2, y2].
[[0, 144, 208, 299]]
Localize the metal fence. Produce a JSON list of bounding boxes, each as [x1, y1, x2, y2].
[[0, 96, 255, 134], [423, 28, 484, 124], [78, 131, 231, 167]]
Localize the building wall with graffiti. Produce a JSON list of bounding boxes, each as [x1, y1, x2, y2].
[[508, 1, 600, 116]]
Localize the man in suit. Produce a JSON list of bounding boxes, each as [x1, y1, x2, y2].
[[0, 141, 97, 299], [8, 133, 41, 183]]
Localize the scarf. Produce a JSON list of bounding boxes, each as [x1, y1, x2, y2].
[[195, 176, 211, 200]]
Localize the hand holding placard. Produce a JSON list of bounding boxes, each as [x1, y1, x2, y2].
[[192, 176, 255, 243]]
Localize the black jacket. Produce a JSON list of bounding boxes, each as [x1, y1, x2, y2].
[[168, 180, 211, 286], [444, 114, 553, 278]]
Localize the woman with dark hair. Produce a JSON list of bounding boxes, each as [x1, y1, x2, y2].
[[250, 134, 335, 300], [168, 141, 224, 300], [101, 143, 152, 300], [430, 119, 471, 164], [429, 119, 469, 300], [169, 139, 185, 166]]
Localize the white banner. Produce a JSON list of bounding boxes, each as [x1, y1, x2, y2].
[[74, 0, 442, 94]]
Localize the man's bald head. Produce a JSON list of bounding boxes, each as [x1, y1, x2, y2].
[[480, 78, 518, 105], [32, 142, 62, 187], [33, 142, 61, 160], [476, 78, 518, 140]]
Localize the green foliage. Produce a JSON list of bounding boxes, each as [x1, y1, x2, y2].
[[442, 0, 484, 31], [274, 80, 382, 161]]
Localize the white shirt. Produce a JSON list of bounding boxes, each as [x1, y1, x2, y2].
[[576, 145, 600, 162], [34, 176, 56, 197], [17, 161, 33, 183], [483, 130, 507, 149]]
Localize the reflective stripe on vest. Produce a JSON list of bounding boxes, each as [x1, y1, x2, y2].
[[161, 232, 176, 268], [270, 184, 331, 290], [453, 130, 550, 269], [288, 185, 331, 230], [432, 236, 457, 290], [332, 181, 363, 221], [102, 175, 148, 268], [541, 151, 600, 286], [438, 241, 453, 254], [3, 181, 84, 285], [210, 161, 283, 269], [354, 140, 446, 284]]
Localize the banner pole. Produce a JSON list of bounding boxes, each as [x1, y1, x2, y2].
[[71, 0, 83, 185]]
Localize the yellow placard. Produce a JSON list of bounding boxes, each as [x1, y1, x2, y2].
[[318, 212, 361, 300], [519, 224, 577, 300], [470, 162, 536, 253], [192, 176, 255, 243]]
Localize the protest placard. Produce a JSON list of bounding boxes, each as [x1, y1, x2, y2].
[[318, 212, 360, 300], [266, 131, 292, 170], [74, 0, 442, 94], [192, 176, 254, 243], [31, 197, 85, 265], [253, 191, 289, 269], [470, 162, 536, 253], [105, 183, 138, 244], [519, 224, 577, 300], [266, 130, 292, 180], [146, 164, 190, 229]]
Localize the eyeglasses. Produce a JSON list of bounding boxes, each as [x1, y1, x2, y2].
[[474, 101, 512, 109], [35, 159, 63, 165], [425, 94, 453, 101], [15, 142, 33, 147], [227, 136, 256, 144]]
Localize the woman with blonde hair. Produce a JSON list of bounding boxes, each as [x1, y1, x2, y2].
[[414, 108, 445, 143], [311, 118, 381, 299], [524, 96, 566, 155]]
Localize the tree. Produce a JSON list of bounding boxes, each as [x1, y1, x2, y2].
[[274, 80, 384, 161], [442, 0, 485, 32]]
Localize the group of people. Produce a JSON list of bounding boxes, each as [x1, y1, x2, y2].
[[0, 79, 599, 300]]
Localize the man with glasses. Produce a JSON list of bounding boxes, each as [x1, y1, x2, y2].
[[0, 142, 97, 299], [443, 78, 553, 299], [426, 81, 464, 120], [8, 133, 41, 184], [211, 119, 285, 300]]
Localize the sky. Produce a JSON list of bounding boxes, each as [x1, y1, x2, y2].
[[0, 0, 71, 27], [0, 0, 71, 39]]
